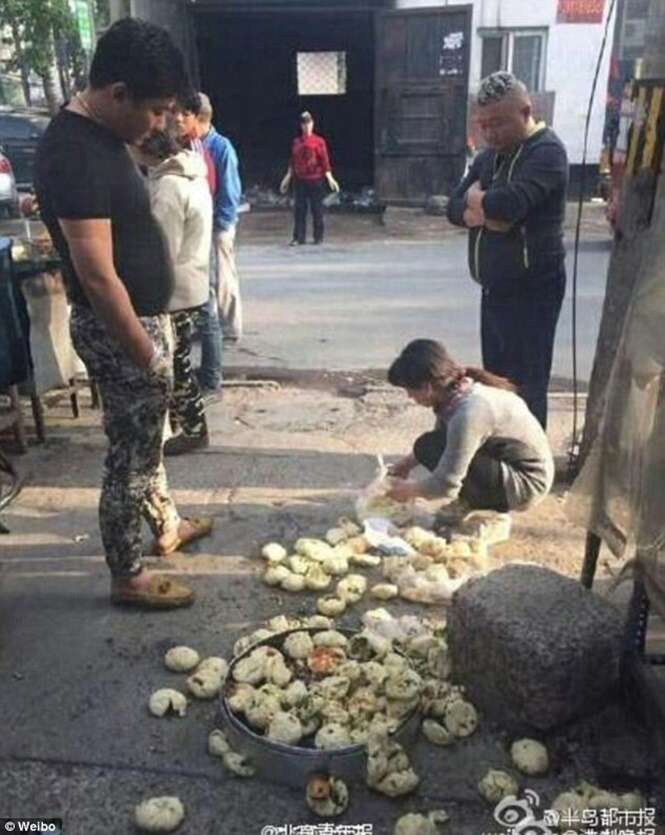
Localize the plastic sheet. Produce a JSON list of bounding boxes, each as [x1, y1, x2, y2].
[[566, 186, 665, 617]]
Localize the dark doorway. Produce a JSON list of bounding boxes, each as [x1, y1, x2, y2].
[[194, 9, 375, 192]]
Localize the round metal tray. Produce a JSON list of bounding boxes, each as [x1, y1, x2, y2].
[[217, 627, 421, 788]]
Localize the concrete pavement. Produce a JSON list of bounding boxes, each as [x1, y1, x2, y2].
[[1, 383, 659, 834]]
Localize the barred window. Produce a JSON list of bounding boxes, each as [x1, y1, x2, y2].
[[297, 52, 347, 96]]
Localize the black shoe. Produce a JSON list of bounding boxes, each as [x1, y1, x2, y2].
[[164, 433, 209, 456], [289, 239, 303, 247], [313, 239, 324, 245]]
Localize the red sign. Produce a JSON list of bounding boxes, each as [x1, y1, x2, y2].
[[557, 0, 605, 23]]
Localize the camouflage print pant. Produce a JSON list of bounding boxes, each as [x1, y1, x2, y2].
[[170, 307, 208, 438], [70, 304, 181, 578]]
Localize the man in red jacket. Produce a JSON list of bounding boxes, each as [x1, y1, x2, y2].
[[280, 111, 339, 245]]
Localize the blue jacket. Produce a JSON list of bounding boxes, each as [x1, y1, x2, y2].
[[203, 126, 242, 230]]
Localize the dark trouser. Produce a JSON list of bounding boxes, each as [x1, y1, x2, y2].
[[293, 178, 325, 243], [414, 430, 510, 512], [481, 269, 566, 428], [170, 306, 208, 438]]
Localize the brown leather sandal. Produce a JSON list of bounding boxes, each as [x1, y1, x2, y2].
[[110, 575, 195, 609], [152, 516, 214, 557]]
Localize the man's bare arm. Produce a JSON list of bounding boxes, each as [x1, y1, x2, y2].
[[59, 218, 155, 368]]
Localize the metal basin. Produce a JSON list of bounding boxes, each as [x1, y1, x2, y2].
[[217, 627, 421, 788]]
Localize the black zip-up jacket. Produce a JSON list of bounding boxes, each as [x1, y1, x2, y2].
[[447, 126, 569, 298]]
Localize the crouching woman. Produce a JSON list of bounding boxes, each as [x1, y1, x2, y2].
[[386, 339, 554, 512]]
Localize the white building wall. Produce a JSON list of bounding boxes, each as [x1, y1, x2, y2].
[[394, 0, 614, 164]]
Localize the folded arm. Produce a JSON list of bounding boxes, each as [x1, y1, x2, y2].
[[481, 143, 568, 224]]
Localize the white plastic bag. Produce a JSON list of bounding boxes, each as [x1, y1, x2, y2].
[[355, 455, 414, 526]]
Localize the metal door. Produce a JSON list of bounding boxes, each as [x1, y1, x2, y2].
[[375, 6, 472, 204]]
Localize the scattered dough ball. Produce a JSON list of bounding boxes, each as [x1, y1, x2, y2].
[[233, 650, 267, 685], [268, 711, 303, 746], [226, 682, 256, 714], [428, 810, 449, 826], [148, 689, 187, 718], [385, 669, 422, 702], [336, 574, 368, 604], [222, 750, 255, 777], [313, 629, 348, 648], [197, 657, 228, 680], [283, 680, 309, 708], [315, 722, 352, 750], [315, 675, 351, 701], [317, 595, 347, 617], [370, 583, 399, 600], [322, 554, 350, 576], [350, 552, 382, 568], [444, 699, 478, 738], [510, 738, 549, 776], [207, 729, 231, 758], [304, 615, 333, 629], [325, 527, 349, 546], [350, 725, 370, 745], [306, 775, 349, 817], [134, 797, 185, 833], [403, 526, 436, 549], [164, 646, 200, 673], [304, 564, 332, 591], [386, 697, 420, 720], [263, 565, 291, 587], [295, 538, 333, 561], [375, 768, 420, 798], [261, 542, 287, 563], [246, 693, 281, 730], [281, 572, 307, 593], [383, 652, 410, 674], [264, 653, 292, 687], [337, 659, 362, 683], [346, 535, 370, 555], [186, 669, 223, 700], [478, 769, 519, 805], [283, 631, 315, 660], [362, 660, 388, 689], [288, 554, 312, 575], [347, 687, 380, 720], [551, 790, 587, 820], [422, 719, 454, 746], [394, 813, 438, 835], [620, 791, 647, 811], [307, 646, 347, 675], [267, 615, 294, 633]]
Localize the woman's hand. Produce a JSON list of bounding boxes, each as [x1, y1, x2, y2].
[[279, 173, 291, 194], [388, 454, 416, 480], [386, 478, 421, 503]]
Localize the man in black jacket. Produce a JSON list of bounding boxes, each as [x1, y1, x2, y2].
[[447, 71, 569, 427]]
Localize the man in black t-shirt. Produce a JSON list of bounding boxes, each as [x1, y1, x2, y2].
[[34, 18, 213, 609]]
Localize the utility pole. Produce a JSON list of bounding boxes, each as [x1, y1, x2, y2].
[[579, 0, 665, 462]]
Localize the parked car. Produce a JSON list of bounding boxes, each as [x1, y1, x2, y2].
[[0, 108, 50, 191], [0, 148, 19, 218]]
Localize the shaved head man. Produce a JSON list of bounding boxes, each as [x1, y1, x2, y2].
[[475, 73, 533, 153], [447, 71, 569, 427]]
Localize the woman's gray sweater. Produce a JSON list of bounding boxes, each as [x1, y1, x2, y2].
[[419, 382, 555, 510]]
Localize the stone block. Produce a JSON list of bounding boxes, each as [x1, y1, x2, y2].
[[447, 564, 624, 731]]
